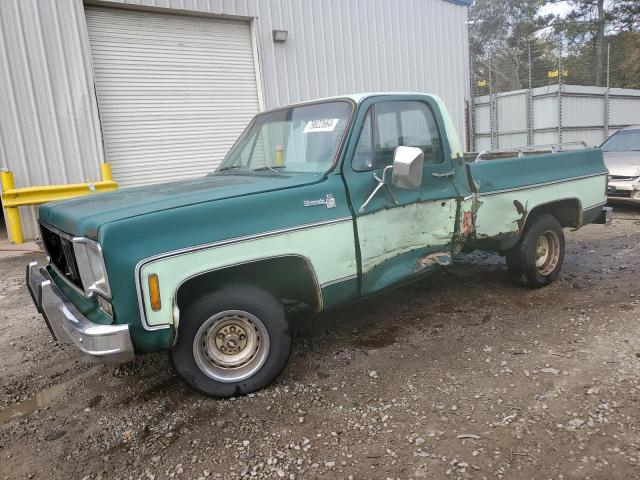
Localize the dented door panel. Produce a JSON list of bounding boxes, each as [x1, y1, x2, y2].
[[342, 95, 460, 295], [357, 199, 458, 293]]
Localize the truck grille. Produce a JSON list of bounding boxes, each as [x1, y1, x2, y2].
[[40, 224, 84, 290], [609, 175, 635, 181]]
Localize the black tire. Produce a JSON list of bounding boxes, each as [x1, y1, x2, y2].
[[506, 214, 565, 289], [170, 284, 290, 397]]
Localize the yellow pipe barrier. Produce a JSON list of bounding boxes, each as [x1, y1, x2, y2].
[[0, 164, 117, 244], [0, 170, 23, 244], [100, 162, 113, 182]]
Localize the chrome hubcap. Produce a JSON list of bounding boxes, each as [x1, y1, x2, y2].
[[193, 310, 270, 383], [535, 231, 560, 276]]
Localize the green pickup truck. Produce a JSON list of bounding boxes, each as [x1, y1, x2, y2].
[[27, 93, 612, 397]]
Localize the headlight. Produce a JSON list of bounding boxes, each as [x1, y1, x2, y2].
[[73, 238, 111, 298]]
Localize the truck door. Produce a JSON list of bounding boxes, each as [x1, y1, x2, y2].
[[343, 96, 458, 295]]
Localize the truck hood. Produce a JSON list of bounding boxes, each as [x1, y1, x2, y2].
[[603, 151, 640, 178], [39, 172, 324, 238]]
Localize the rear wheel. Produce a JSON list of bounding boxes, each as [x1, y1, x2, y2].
[[170, 284, 290, 397], [506, 214, 565, 288]]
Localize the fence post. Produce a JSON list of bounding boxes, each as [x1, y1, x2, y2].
[[527, 44, 533, 146], [469, 52, 476, 152], [557, 53, 563, 145], [488, 85, 499, 150], [488, 65, 497, 149], [470, 97, 476, 152], [604, 43, 610, 141]]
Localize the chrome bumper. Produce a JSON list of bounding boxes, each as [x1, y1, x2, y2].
[[606, 196, 640, 205], [26, 262, 134, 365]]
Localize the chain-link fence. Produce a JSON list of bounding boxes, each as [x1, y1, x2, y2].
[[470, 40, 640, 152]]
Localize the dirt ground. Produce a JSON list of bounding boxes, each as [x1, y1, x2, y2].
[[1, 206, 639, 480]]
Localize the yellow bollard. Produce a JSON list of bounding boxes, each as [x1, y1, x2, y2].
[[274, 145, 284, 167], [1, 170, 24, 244], [100, 163, 113, 182]]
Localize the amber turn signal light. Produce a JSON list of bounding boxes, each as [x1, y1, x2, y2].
[[148, 274, 161, 312]]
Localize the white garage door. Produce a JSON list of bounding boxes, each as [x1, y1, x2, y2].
[[85, 6, 261, 187]]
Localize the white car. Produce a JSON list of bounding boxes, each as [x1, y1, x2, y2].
[[603, 125, 640, 205]]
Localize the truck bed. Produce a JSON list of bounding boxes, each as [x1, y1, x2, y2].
[[466, 149, 608, 249]]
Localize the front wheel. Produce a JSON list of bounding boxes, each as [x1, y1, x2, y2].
[[506, 214, 565, 288], [170, 284, 291, 397]]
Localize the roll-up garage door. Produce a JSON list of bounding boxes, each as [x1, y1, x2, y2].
[[85, 6, 261, 187]]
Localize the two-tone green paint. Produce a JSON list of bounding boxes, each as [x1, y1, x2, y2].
[[473, 175, 607, 247], [139, 218, 357, 328], [36, 93, 609, 354]]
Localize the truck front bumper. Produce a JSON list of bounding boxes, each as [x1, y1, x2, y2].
[[26, 262, 134, 365]]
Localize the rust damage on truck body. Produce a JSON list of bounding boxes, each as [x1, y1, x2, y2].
[[417, 251, 452, 268], [513, 200, 528, 232]]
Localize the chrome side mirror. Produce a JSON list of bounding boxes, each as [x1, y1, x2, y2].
[[392, 146, 424, 190], [359, 165, 398, 213]]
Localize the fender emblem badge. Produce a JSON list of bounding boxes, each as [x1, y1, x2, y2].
[[303, 194, 336, 209]]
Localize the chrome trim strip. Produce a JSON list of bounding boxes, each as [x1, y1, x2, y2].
[[135, 217, 352, 331], [583, 201, 607, 211], [39, 221, 111, 299], [518, 199, 606, 236], [39, 220, 74, 241], [320, 274, 358, 288], [48, 262, 87, 298], [176, 252, 322, 314], [72, 237, 112, 299], [476, 172, 607, 197], [518, 196, 583, 232]]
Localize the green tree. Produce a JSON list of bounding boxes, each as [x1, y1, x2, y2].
[[551, 0, 640, 86], [607, 31, 640, 88], [469, 0, 556, 93]]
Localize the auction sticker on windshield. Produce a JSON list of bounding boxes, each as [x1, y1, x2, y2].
[[304, 118, 340, 133]]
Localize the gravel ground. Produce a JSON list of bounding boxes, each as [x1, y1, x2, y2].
[[1, 206, 639, 480]]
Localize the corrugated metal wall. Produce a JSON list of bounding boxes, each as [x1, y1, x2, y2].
[[0, 0, 105, 240], [0, 0, 470, 240], [95, 0, 470, 135], [473, 85, 640, 152], [85, 6, 261, 186]]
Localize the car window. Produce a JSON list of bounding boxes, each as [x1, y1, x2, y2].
[[352, 100, 444, 172], [601, 129, 640, 152], [219, 101, 353, 173]]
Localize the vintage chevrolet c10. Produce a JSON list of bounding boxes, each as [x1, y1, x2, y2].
[[27, 93, 612, 396]]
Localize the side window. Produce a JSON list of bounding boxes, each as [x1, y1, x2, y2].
[[374, 106, 400, 168], [399, 104, 444, 165], [352, 100, 444, 171]]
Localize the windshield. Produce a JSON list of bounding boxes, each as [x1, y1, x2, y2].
[[217, 101, 353, 173], [601, 129, 640, 152]]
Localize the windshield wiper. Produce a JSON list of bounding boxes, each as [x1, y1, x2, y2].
[[217, 165, 246, 172], [252, 165, 285, 175]]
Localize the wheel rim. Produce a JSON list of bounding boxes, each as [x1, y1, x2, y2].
[[193, 310, 270, 383], [535, 230, 561, 276]]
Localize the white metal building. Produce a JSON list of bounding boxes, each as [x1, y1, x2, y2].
[[0, 0, 472, 240]]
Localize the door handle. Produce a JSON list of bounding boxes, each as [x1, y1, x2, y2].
[[432, 170, 455, 178]]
